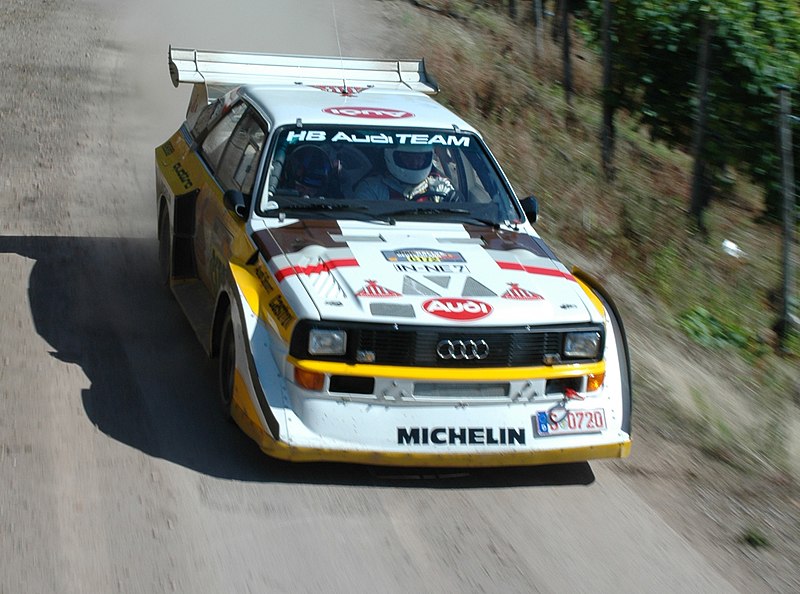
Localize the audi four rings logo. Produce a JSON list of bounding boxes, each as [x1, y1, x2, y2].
[[436, 339, 490, 360]]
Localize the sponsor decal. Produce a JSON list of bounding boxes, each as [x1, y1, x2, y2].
[[393, 263, 469, 274], [560, 303, 578, 310], [311, 85, 367, 96], [254, 264, 277, 296], [285, 129, 470, 146], [501, 283, 544, 300], [356, 280, 401, 298], [161, 141, 174, 156], [172, 162, 192, 190], [323, 106, 413, 119], [383, 249, 465, 263], [331, 131, 395, 144], [397, 427, 526, 446], [268, 295, 295, 329], [423, 298, 492, 320]]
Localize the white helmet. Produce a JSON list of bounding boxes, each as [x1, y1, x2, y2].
[[384, 144, 433, 185]]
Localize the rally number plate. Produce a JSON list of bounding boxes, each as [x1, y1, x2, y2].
[[535, 409, 607, 437]]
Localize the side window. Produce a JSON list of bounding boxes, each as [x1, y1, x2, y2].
[[433, 146, 464, 194], [200, 102, 247, 172], [216, 111, 267, 193], [463, 149, 498, 204], [190, 99, 221, 138]]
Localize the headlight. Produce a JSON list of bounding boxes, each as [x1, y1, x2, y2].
[[563, 331, 601, 358], [308, 328, 347, 355]]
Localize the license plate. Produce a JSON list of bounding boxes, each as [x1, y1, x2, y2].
[[535, 409, 606, 437]]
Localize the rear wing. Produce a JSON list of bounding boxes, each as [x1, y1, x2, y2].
[[168, 46, 439, 95]]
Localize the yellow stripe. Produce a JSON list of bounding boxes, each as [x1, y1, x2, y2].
[[289, 356, 605, 381], [575, 277, 606, 318], [231, 399, 630, 467]]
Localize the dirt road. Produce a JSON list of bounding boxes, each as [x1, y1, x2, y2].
[[0, 0, 748, 592]]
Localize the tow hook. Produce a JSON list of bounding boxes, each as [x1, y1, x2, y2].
[[547, 388, 585, 423]]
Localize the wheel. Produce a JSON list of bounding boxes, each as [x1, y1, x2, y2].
[[218, 315, 236, 420], [158, 211, 171, 285]]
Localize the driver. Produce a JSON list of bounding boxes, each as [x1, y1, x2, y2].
[[283, 145, 333, 198], [356, 144, 456, 201]]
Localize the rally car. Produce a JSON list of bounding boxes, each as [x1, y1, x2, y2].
[[155, 47, 632, 466]]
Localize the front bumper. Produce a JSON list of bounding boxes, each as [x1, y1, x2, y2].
[[232, 370, 631, 467]]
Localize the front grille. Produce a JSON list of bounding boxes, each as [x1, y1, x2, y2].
[[357, 329, 562, 367], [291, 321, 603, 368]]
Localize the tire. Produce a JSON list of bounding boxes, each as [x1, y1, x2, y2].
[[158, 211, 171, 285], [218, 315, 236, 420]]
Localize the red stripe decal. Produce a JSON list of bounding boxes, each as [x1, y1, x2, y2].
[[496, 261, 576, 281], [275, 258, 359, 281]]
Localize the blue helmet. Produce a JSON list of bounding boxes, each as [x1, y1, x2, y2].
[[286, 145, 332, 194]]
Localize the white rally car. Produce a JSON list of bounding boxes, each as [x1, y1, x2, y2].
[[155, 47, 632, 466]]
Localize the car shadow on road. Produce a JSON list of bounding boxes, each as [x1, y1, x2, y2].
[[1, 235, 595, 488]]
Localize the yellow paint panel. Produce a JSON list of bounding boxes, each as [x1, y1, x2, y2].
[[575, 277, 606, 318], [230, 261, 296, 342], [289, 357, 605, 381]]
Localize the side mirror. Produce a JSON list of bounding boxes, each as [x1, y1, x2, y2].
[[223, 189, 249, 220], [520, 195, 538, 223]]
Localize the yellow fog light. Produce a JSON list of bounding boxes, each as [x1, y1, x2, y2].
[[587, 372, 605, 392], [294, 367, 325, 391]]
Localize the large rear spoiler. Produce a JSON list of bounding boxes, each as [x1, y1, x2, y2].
[[168, 46, 439, 95]]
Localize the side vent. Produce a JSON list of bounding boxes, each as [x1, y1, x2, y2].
[[173, 189, 199, 278]]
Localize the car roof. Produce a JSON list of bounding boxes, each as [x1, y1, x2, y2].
[[238, 84, 480, 133]]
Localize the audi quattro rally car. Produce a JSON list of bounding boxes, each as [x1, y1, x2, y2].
[[155, 47, 632, 466]]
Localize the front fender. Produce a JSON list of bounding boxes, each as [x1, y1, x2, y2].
[[572, 267, 632, 436]]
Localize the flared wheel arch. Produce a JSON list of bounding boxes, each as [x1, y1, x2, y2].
[[572, 267, 633, 436]]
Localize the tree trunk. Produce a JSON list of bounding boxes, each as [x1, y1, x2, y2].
[[600, 0, 616, 180], [509, 0, 517, 20], [689, 16, 713, 233], [533, 0, 544, 54], [560, 0, 574, 113], [552, 0, 562, 42]]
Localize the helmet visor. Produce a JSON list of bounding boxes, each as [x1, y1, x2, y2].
[[392, 150, 432, 171]]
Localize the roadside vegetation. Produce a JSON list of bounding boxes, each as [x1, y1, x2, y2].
[[393, 0, 799, 479]]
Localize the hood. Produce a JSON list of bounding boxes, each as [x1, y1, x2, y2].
[[254, 221, 601, 327]]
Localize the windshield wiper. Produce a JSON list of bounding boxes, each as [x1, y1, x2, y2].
[[264, 196, 394, 224], [380, 205, 468, 216], [279, 202, 368, 212], [380, 205, 499, 227]]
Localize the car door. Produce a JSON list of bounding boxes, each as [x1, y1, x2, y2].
[[194, 102, 268, 295]]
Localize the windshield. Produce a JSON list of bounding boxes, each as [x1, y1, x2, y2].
[[258, 126, 521, 225]]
